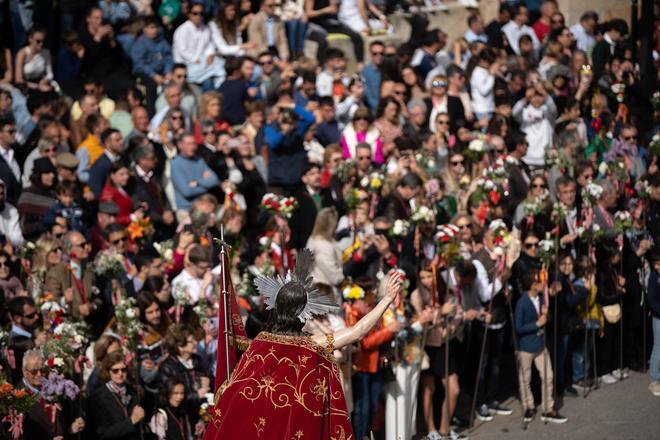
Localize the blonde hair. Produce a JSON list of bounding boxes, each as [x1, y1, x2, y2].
[[31, 236, 61, 273], [310, 207, 338, 241], [199, 91, 223, 119]]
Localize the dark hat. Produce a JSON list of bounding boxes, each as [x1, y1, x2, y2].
[[99, 201, 119, 215], [56, 152, 79, 170], [33, 157, 57, 175]]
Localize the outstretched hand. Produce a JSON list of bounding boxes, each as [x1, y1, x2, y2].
[[384, 272, 403, 303]]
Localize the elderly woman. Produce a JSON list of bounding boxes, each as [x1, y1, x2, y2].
[[88, 351, 145, 440], [341, 106, 383, 164], [22, 138, 59, 187], [306, 207, 344, 287]]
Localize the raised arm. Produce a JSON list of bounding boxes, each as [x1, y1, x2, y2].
[[313, 272, 402, 349]]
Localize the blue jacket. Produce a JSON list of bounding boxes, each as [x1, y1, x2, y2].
[[514, 293, 546, 353], [129, 32, 173, 78], [89, 154, 113, 199], [44, 202, 85, 233], [171, 155, 219, 210], [264, 105, 314, 186], [362, 63, 381, 113]]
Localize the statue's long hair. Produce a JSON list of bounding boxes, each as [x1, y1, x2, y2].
[[262, 282, 307, 335]]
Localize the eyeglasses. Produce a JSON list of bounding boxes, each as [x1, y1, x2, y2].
[[451, 160, 464, 166], [432, 80, 447, 88], [110, 367, 127, 374], [524, 242, 539, 249], [110, 237, 125, 245]]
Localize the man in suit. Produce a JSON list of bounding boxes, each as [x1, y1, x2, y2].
[[506, 131, 531, 218], [129, 143, 175, 239], [289, 162, 330, 249], [554, 176, 583, 255], [377, 172, 422, 220], [20, 350, 86, 439], [514, 269, 567, 424], [89, 127, 124, 198], [247, 0, 289, 61], [7, 296, 38, 385], [44, 231, 104, 332], [0, 116, 22, 205]]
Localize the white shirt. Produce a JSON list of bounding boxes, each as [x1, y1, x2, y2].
[[530, 295, 540, 315], [0, 145, 20, 182], [512, 97, 557, 166], [0, 202, 24, 246], [570, 22, 595, 53], [502, 20, 541, 55], [173, 20, 216, 65], [171, 268, 211, 305], [470, 65, 495, 114], [209, 21, 244, 57]]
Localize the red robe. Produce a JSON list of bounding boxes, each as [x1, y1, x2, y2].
[[204, 332, 354, 440]]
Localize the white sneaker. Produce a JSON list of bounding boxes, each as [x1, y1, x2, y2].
[[649, 381, 660, 397], [427, 431, 442, 440], [600, 373, 617, 384], [611, 368, 630, 379]]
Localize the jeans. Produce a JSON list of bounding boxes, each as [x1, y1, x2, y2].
[[285, 19, 307, 59], [572, 321, 599, 382], [352, 371, 384, 440], [650, 316, 660, 382], [476, 326, 505, 406]]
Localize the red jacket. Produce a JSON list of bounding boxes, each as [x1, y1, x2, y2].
[[352, 319, 393, 374], [100, 183, 133, 225]]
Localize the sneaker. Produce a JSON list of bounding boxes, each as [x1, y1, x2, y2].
[[600, 373, 618, 384], [488, 401, 513, 415], [475, 404, 494, 422], [611, 368, 630, 379], [523, 408, 535, 422], [427, 431, 442, 440], [541, 410, 568, 424], [649, 381, 660, 397], [447, 430, 469, 440], [563, 386, 578, 397]]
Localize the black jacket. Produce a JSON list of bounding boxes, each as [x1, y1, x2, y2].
[[157, 354, 208, 420], [0, 149, 22, 205], [88, 384, 140, 440]]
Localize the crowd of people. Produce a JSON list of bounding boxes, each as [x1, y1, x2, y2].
[[0, 0, 659, 439]]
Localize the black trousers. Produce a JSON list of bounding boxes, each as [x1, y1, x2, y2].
[[309, 18, 365, 63]]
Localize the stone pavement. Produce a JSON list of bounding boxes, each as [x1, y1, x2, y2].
[[465, 371, 660, 440]]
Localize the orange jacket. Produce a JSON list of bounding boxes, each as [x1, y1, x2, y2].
[[352, 320, 393, 374]]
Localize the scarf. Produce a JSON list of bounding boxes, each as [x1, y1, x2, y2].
[[106, 381, 130, 406]]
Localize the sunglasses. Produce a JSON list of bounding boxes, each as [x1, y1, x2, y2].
[[260, 60, 273, 65], [357, 155, 371, 160], [436, 120, 449, 125], [581, 173, 593, 179], [623, 135, 637, 141], [190, 10, 203, 16], [0, 260, 8, 268], [203, 130, 216, 136], [451, 160, 464, 166], [524, 242, 539, 249], [4, 128, 16, 134], [175, 74, 186, 79], [457, 223, 471, 229], [354, 116, 369, 121], [532, 183, 546, 189], [23, 312, 38, 319], [371, 51, 384, 56], [73, 241, 88, 247], [111, 367, 127, 374], [25, 367, 43, 375], [432, 80, 447, 88], [43, 148, 56, 153], [393, 90, 406, 96], [110, 237, 125, 245], [34, 39, 44, 44], [170, 115, 183, 120]]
